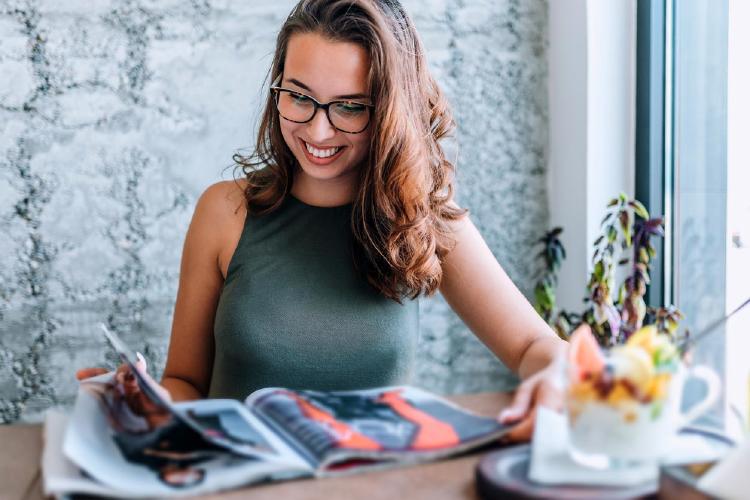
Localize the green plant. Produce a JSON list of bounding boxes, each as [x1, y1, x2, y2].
[[534, 193, 683, 347], [533, 227, 580, 339]]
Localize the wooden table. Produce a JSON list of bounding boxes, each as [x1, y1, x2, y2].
[[0, 392, 512, 500]]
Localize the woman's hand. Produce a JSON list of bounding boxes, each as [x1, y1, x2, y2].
[[75, 366, 111, 381], [497, 353, 566, 443], [76, 353, 172, 423]]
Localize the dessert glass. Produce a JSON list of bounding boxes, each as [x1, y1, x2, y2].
[[564, 326, 720, 469]]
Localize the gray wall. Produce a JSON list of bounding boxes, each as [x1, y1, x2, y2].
[[0, 0, 548, 423]]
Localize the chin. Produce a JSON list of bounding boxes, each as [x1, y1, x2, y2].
[[296, 161, 356, 182]]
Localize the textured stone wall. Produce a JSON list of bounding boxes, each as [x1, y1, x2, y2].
[[0, 0, 548, 423]]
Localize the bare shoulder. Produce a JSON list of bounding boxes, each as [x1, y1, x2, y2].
[[442, 198, 472, 233], [190, 179, 248, 278], [195, 179, 248, 220]]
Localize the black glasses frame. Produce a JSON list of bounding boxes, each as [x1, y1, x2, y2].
[[269, 74, 374, 134]]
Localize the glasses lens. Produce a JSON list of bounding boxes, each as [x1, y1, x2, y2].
[[276, 90, 315, 122], [330, 102, 370, 133], [275, 90, 371, 133]]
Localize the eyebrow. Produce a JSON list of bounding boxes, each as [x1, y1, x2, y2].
[[284, 78, 370, 100]]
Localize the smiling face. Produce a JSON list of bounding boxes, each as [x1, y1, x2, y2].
[[279, 32, 372, 196]]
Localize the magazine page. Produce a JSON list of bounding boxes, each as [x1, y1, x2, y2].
[[177, 398, 311, 470], [97, 323, 285, 460], [62, 376, 312, 497], [245, 385, 509, 475], [44, 410, 131, 499]]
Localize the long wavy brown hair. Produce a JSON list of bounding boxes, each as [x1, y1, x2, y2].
[[234, 0, 467, 302]]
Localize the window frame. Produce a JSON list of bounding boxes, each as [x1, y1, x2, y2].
[[635, 0, 671, 309], [635, 0, 731, 428]]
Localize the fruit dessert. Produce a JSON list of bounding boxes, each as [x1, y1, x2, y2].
[[565, 325, 681, 462]]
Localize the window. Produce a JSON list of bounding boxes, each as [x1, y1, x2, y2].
[[725, 0, 750, 438], [636, 0, 749, 436]]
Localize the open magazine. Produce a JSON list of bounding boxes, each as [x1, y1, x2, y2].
[[43, 324, 510, 498]]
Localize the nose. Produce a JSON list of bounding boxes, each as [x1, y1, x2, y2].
[[307, 106, 337, 142]]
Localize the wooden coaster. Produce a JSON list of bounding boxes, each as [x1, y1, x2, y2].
[[475, 427, 734, 500]]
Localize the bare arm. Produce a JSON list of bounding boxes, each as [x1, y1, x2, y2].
[[160, 181, 246, 401], [439, 211, 570, 441], [439, 213, 566, 380]]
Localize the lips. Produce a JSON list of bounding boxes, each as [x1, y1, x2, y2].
[[299, 138, 346, 165]]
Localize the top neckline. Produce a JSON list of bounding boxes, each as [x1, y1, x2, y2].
[[287, 193, 353, 209]]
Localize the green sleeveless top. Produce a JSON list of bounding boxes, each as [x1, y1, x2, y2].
[[208, 193, 420, 400]]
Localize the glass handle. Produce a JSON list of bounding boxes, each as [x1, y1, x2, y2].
[[678, 365, 722, 428]]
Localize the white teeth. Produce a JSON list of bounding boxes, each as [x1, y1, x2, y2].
[[305, 141, 341, 158]]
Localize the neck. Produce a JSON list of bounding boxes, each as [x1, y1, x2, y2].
[[291, 168, 357, 207]]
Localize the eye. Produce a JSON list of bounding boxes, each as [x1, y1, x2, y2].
[[333, 102, 367, 115], [290, 92, 312, 104]]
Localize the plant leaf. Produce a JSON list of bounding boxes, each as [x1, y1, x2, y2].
[[631, 200, 649, 219], [639, 247, 649, 264], [608, 225, 618, 243], [595, 260, 606, 280]]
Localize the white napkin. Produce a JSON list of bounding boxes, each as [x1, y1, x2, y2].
[[528, 407, 727, 487], [698, 439, 750, 500]]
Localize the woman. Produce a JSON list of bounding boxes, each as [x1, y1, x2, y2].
[[78, 0, 568, 442]]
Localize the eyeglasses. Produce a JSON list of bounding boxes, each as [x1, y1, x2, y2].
[[270, 75, 374, 134]]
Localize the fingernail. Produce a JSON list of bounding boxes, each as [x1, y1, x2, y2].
[[499, 409, 519, 423], [136, 352, 145, 363]]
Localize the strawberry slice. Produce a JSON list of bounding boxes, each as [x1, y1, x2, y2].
[[568, 324, 605, 381]]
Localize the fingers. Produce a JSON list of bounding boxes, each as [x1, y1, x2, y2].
[[504, 392, 563, 443], [498, 377, 536, 424], [75, 368, 109, 381], [81, 357, 172, 426], [114, 362, 133, 386], [118, 355, 173, 405], [503, 407, 536, 443], [499, 371, 566, 443]]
